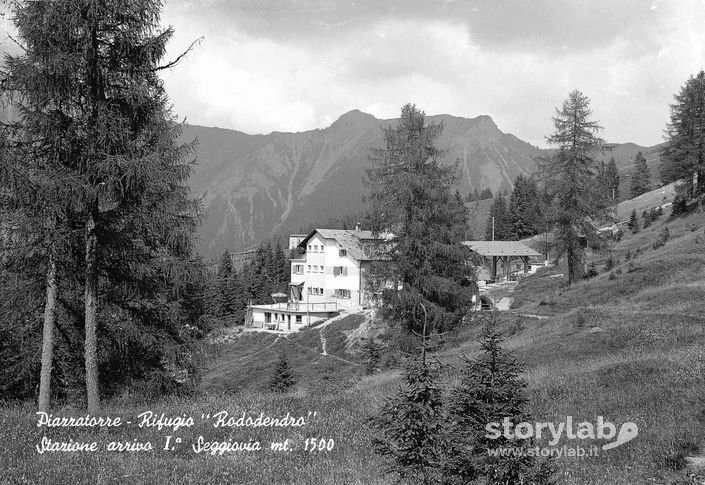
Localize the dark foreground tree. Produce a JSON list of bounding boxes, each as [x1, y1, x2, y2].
[[370, 359, 447, 485], [661, 71, 705, 204], [539, 90, 608, 284], [2, 0, 205, 409], [444, 312, 554, 484], [365, 104, 475, 337]]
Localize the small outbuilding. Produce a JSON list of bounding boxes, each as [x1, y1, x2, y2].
[[463, 241, 543, 283]]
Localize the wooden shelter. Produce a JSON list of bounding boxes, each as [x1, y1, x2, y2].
[[463, 241, 542, 282]]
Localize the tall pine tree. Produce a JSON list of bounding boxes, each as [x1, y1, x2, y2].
[[2, 0, 204, 409], [365, 103, 475, 335], [540, 90, 608, 285], [661, 71, 705, 203]]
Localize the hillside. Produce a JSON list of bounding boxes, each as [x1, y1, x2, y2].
[[2, 207, 704, 484], [596, 142, 665, 201]]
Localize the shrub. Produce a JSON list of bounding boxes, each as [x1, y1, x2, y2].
[[643, 212, 652, 228], [269, 351, 296, 392], [444, 315, 555, 484], [609, 272, 616, 280], [585, 262, 598, 279], [671, 195, 687, 216], [629, 209, 640, 233], [361, 336, 382, 374], [653, 227, 670, 250], [370, 359, 447, 485], [625, 249, 632, 261]]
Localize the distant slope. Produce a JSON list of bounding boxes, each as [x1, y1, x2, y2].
[[614, 182, 676, 223], [597, 142, 665, 200]]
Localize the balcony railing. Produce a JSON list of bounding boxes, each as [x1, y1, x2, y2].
[[251, 301, 338, 312]]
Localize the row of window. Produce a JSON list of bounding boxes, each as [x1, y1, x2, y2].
[[305, 244, 347, 258], [264, 312, 302, 324], [291, 265, 349, 275], [306, 287, 352, 299]]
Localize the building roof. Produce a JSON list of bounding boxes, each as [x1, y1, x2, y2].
[[298, 229, 388, 261], [462, 240, 542, 257]]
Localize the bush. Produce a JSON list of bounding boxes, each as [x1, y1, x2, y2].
[[444, 316, 555, 484], [609, 272, 616, 280], [361, 336, 382, 374], [652, 227, 670, 250], [585, 262, 598, 279], [629, 209, 640, 233], [672, 195, 687, 216], [625, 249, 632, 261], [269, 351, 296, 392], [370, 359, 446, 485]]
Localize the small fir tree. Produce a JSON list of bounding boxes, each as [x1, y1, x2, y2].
[[370, 359, 447, 485], [629, 209, 640, 233], [444, 312, 554, 485], [269, 350, 295, 392], [642, 210, 652, 228]]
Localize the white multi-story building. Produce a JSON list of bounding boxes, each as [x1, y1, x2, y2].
[[247, 227, 388, 332]]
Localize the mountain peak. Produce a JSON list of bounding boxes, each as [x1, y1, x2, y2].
[[332, 109, 377, 127]]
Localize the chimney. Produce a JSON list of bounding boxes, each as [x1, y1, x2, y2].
[[355, 222, 360, 232]]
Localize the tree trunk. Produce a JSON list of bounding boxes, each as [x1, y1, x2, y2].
[[567, 241, 575, 285], [84, 212, 100, 413], [38, 248, 58, 413]]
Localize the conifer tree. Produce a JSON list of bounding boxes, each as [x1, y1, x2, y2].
[[2, 0, 203, 410], [539, 90, 608, 284], [365, 104, 475, 335], [629, 209, 640, 233], [509, 174, 542, 239], [630, 152, 651, 198], [485, 192, 512, 241], [605, 157, 620, 201], [642, 210, 652, 229], [370, 359, 447, 485], [269, 350, 295, 392], [661, 71, 705, 202], [444, 312, 554, 484]]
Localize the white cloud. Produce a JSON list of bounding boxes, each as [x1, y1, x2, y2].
[[160, 2, 705, 148]]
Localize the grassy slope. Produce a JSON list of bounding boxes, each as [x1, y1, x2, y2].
[[2, 211, 705, 484]]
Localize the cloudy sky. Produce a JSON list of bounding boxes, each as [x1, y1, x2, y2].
[[26, 0, 705, 148]]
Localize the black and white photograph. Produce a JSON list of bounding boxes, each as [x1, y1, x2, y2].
[[1, 1, 705, 483]]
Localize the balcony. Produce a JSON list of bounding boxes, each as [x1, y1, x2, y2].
[[250, 301, 338, 312]]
